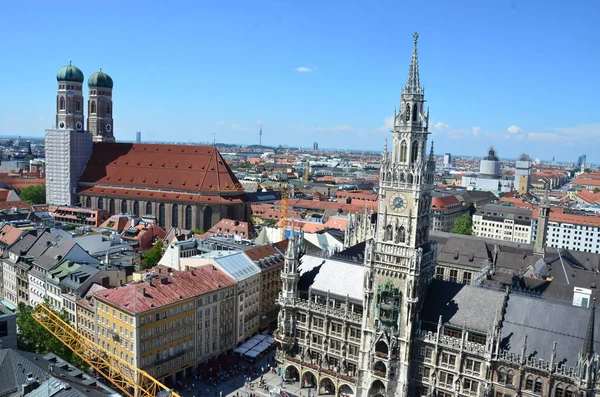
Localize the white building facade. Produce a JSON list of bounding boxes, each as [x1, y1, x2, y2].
[[472, 204, 533, 244]]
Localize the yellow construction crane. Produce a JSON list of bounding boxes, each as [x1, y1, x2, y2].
[[304, 158, 310, 184], [269, 184, 322, 240], [32, 304, 179, 397]]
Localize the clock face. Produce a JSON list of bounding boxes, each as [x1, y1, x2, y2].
[[76, 122, 83, 130], [106, 124, 112, 132], [59, 122, 65, 129], [390, 193, 407, 211]]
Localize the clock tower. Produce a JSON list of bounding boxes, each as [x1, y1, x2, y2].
[[357, 33, 437, 397]]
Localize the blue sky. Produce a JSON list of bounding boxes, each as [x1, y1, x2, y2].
[[1, 0, 598, 162]]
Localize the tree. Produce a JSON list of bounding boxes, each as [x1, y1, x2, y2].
[[192, 229, 205, 235], [451, 213, 473, 235], [19, 185, 46, 205], [594, 187, 600, 194], [16, 301, 88, 371], [140, 241, 164, 270]]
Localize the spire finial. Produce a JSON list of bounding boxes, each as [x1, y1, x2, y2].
[[583, 297, 596, 359], [404, 33, 422, 94], [99, 66, 103, 72], [69, 60, 72, 65]]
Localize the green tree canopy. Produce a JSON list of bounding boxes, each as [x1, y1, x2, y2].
[[451, 213, 473, 235], [16, 301, 88, 370], [141, 241, 164, 270], [19, 185, 46, 205]]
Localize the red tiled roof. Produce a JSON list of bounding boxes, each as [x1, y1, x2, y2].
[[78, 186, 246, 205], [498, 197, 536, 210], [323, 216, 350, 231], [206, 218, 255, 238], [95, 265, 236, 314], [0, 200, 31, 211], [78, 142, 244, 196], [532, 206, 600, 227], [0, 224, 25, 255], [431, 195, 461, 210], [245, 244, 282, 261], [577, 189, 600, 205]]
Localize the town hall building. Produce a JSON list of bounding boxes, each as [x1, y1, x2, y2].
[[275, 34, 600, 397]]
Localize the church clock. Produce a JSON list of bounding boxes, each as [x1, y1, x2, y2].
[[389, 193, 408, 212]]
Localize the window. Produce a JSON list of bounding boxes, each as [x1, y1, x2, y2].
[[449, 269, 458, 283], [555, 385, 564, 397], [462, 272, 472, 284], [59, 97, 65, 110], [436, 267, 445, 280], [75, 101, 81, 111], [463, 378, 478, 393], [440, 352, 456, 368], [91, 101, 96, 114], [525, 376, 534, 390], [439, 371, 454, 387], [464, 358, 481, 375], [534, 378, 542, 394]]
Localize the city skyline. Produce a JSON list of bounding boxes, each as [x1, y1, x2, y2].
[[1, 0, 598, 162]]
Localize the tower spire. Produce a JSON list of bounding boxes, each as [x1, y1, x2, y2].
[[404, 32, 422, 94], [583, 298, 596, 359]]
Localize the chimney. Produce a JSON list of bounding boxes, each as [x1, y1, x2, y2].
[[185, 265, 190, 271]]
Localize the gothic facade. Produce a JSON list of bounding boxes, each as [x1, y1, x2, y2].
[[275, 33, 600, 397]]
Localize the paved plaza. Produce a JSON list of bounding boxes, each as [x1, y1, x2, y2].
[[174, 352, 323, 397]]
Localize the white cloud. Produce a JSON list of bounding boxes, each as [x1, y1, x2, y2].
[[295, 67, 312, 73], [231, 123, 240, 129], [216, 120, 225, 126], [333, 124, 352, 132], [471, 126, 482, 136], [379, 116, 395, 131], [434, 122, 450, 129], [507, 125, 522, 134]]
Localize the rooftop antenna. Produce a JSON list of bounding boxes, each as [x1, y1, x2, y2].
[[213, 132, 216, 146], [259, 122, 263, 147]]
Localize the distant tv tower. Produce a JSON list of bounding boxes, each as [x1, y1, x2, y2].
[[259, 122, 263, 146], [213, 132, 216, 145]]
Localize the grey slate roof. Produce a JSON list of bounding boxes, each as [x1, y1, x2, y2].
[[500, 293, 600, 366], [420, 280, 505, 333], [8, 233, 37, 256], [34, 239, 77, 271], [0, 349, 47, 397]]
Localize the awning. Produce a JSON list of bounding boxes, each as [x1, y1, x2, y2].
[[234, 346, 249, 354], [244, 349, 262, 358], [0, 300, 16, 312]]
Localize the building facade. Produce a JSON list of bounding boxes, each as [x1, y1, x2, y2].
[[472, 204, 533, 244], [430, 194, 469, 232]]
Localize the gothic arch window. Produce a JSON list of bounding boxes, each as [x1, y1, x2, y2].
[[59, 97, 65, 110], [146, 202, 152, 215], [120, 200, 127, 214], [203, 206, 213, 232], [158, 203, 166, 226], [76, 101, 81, 111], [412, 103, 418, 122], [407, 173, 413, 184], [98, 198, 104, 210], [534, 378, 543, 394], [405, 104, 411, 122], [91, 101, 96, 114], [185, 205, 192, 230], [400, 173, 405, 183], [555, 384, 564, 397], [227, 206, 234, 219], [564, 386, 575, 397], [133, 201, 140, 216], [106, 105, 110, 114], [85, 197, 91, 208], [385, 224, 393, 241], [400, 140, 407, 162], [411, 140, 419, 163], [172, 204, 179, 228], [109, 199, 115, 214], [525, 375, 534, 390], [398, 226, 406, 243]]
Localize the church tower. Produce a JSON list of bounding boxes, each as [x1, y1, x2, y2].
[[357, 33, 437, 397], [56, 61, 85, 131], [87, 68, 115, 142], [534, 188, 551, 256]]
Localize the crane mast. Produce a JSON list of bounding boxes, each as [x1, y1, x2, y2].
[[32, 304, 179, 397]]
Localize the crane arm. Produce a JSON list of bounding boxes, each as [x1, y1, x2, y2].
[[32, 304, 178, 397]]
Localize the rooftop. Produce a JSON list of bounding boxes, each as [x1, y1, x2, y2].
[[95, 265, 235, 314]]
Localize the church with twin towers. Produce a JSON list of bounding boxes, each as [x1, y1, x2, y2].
[[275, 33, 600, 397]]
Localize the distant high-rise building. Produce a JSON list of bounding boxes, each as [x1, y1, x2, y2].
[[578, 154, 587, 168], [443, 153, 451, 166], [136, 131, 141, 143], [313, 142, 318, 151], [515, 153, 532, 194]]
